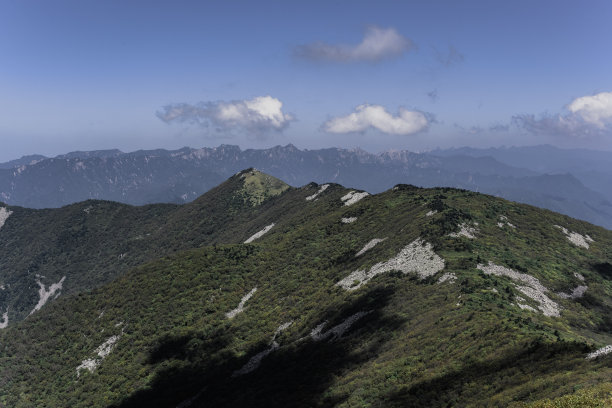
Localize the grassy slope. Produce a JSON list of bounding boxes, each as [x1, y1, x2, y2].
[[0, 180, 610, 407], [0, 169, 289, 322]]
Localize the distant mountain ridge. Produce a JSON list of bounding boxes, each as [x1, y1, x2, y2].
[[433, 144, 612, 203], [1, 144, 611, 228]]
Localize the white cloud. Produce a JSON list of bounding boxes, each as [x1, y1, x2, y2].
[[323, 104, 428, 135], [513, 91, 612, 138], [295, 26, 414, 62], [567, 92, 612, 128], [157, 96, 293, 133]]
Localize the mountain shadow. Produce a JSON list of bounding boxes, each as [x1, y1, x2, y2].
[[113, 287, 404, 408], [383, 340, 597, 407]]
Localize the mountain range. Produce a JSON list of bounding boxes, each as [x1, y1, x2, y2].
[[1, 144, 611, 229], [0, 169, 610, 407]]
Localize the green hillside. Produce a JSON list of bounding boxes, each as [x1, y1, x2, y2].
[[0, 169, 290, 323], [0, 173, 610, 407]]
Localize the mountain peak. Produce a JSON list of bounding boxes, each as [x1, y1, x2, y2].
[[235, 168, 290, 206]]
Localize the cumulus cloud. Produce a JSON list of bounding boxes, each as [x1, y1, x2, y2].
[[567, 92, 612, 128], [157, 96, 293, 133], [323, 104, 428, 135], [513, 91, 612, 138], [294, 26, 414, 62]]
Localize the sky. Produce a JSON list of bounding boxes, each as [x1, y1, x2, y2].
[[1, 0, 612, 161]]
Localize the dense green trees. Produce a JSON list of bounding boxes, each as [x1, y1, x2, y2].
[[0, 172, 610, 406]]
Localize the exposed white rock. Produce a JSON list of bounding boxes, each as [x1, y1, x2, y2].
[[305, 184, 329, 201], [310, 311, 372, 342], [516, 300, 537, 313], [341, 217, 358, 224], [355, 238, 387, 257], [0, 309, 8, 329], [586, 345, 612, 360], [574, 272, 585, 281], [497, 216, 516, 229], [96, 334, 121, 359], [340, 191, 369, 206], [272, 321, 293, 341], [233, 342, 278, 377], [437, 272, 457, 284], [244, 223, 275, 243], [425, 210, 438, 217], [76, 358, 98, 375], [232, 322, 292, 376], [557, 285, 588, 299], [554, 225, 593, 249], [337, 239, 445, 290], [477, 262, 560, 317], [449, 222, 479, 239], [0, 207, 13, 230], [76, 334, 122, 376], [29, 276, 66, 315], [226, 287, 257, 319]]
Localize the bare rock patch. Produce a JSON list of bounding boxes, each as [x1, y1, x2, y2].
[[497, 215, 516, 229], [232, 322, 293, 376], [586, 345, 612, 360], [244, 223, 275, 243], [557, 285, 588, 299], [310, 311, 372, 342], [0, 207, 12, 230], [337, 239, 445, 291], [449, 222, 479, 239], [477, 262, 559, 317], [437, 272, 457, 284], [355, 238, 387, 257], [29, 276, 66, 315], [341, 191, 369, 206], [0, 309, 8, 329], [76, 334, 122, 377], [554, 225, 593, 249], [226, 287, 257, 319], [306, 184, 329, 201]]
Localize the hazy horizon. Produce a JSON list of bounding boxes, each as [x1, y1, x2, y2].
[[4, 142, 612, 165], [2, 0, 612, 162]]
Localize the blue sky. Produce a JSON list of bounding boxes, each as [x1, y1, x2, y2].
[[1, 0, 612, 161]]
